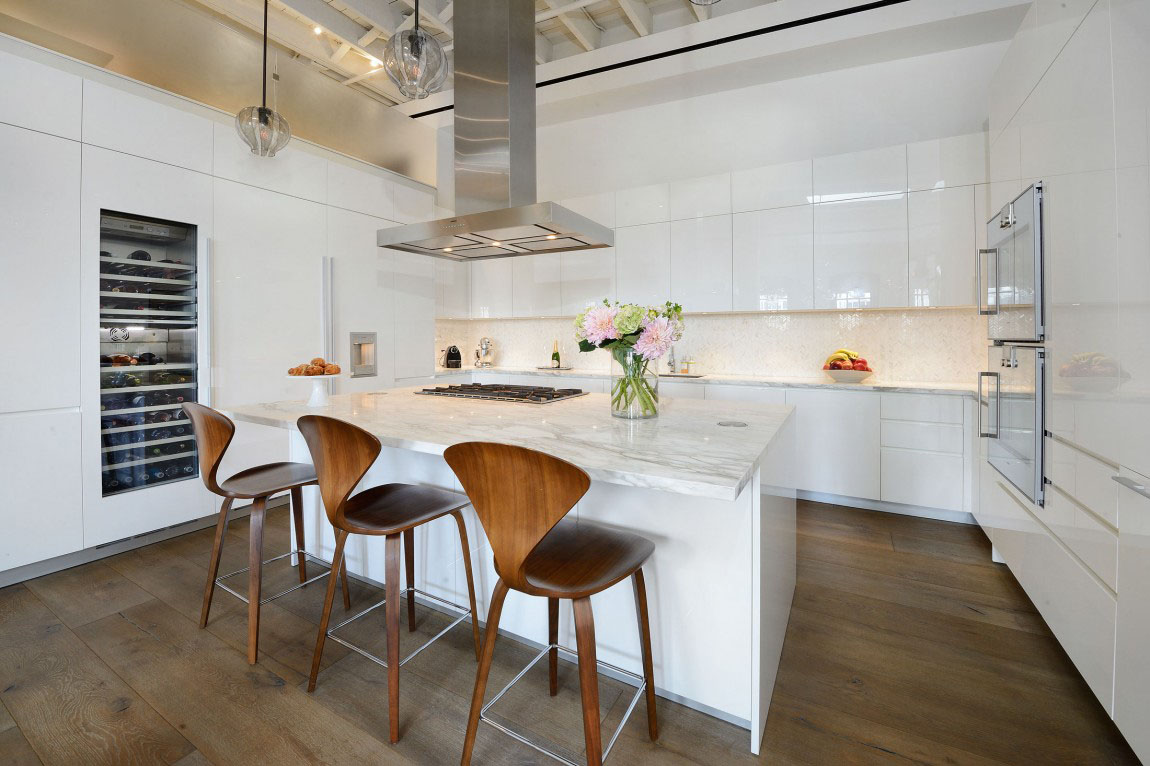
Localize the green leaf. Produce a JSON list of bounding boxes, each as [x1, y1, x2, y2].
[[578, 339, 597, 353]]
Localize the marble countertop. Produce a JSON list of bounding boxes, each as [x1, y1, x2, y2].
[[433, 366, 976, 396], [226, 387, 793, 501]]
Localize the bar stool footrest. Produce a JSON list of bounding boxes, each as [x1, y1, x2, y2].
[[215, 550, 338, 606], [479, 643, 647, 766]]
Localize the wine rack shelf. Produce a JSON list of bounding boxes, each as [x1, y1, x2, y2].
[[100, 450, 198, 471], [102, 435, 194, 453], [99, 291, 196, 304], [99, 382, 194, 394], [100, 273, 194, 287], [101, 421, 191, 435], [99, 255, 193, 271], [99, 307, 195, 317], [100, 362, 196, 372], [100, 402, 186, 417]]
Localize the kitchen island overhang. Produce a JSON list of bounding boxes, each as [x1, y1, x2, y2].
[[227, 388, 796, 754]]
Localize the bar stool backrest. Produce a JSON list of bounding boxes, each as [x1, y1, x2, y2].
[[444, 442, 590, 591], [297, 415, 382, 528], [182, 402, 236, 496]]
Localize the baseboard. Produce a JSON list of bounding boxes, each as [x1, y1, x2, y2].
[[798, 491, 976, 525], [0, 496, 288, 589]]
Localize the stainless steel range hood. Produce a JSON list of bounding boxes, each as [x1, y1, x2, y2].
[[376, 0, 613, 261]]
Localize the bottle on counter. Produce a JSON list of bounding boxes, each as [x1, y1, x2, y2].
[[551, 340, 561, 369]]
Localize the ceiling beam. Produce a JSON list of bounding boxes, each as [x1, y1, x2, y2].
[[338, 0, 403, 38], [616, 0, 651, 36], [392, 0, 453, 37], [542, 0, 600, 51], [535, 32, 553, 64]]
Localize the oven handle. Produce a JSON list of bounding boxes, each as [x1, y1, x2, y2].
[[978, 371, 1001, 438], [1113, 475, 1150, 501], [978, 248, 1000, 315]]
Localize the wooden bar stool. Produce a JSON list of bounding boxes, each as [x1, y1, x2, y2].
[[183, 402, 350, 665], [445, 442, 659, 766], [298, 415, 482, 745]]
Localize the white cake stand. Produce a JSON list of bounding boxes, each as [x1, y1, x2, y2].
[[286, 373, 341, 407]]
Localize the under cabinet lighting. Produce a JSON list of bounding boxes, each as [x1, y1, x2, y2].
[[313, 25, 322, 34]]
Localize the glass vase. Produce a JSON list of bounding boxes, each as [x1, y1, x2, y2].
[[610, 348, 659, 419]]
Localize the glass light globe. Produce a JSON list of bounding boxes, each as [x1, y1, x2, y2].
[[235, 106, 291, 157], [689, 0, 721, 5], [384, 27, 448, 99]]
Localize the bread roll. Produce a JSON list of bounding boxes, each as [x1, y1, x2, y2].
[[310, 357, 326, 367], [323, 363, 340, 375]]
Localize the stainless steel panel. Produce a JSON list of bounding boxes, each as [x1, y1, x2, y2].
[[987, 183, 1044, 342], [986, 344, 1046, 505]]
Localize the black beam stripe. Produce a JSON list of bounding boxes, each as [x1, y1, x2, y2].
[[409, 0, 914, 119]]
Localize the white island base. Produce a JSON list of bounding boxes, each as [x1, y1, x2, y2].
[[231, 391, 796, 753]]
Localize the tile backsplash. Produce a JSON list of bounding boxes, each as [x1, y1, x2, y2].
[[437, 307, 986, 384]]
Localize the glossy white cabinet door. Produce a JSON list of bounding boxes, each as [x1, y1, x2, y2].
[[704, 385, 786, 405], [82, 80, 213, 174], [471, 259, 514, 318], [561, 247, 615, 315], [212, 122, 327, 204], [0, 124, 80, 413], [813, 146, 907, 201], [327, 158, 396, 221], [616, 183, 669, 227], [615, 223, 671, 306], [658, 380, 705, 400], [0, 411, 83, 573], [670, 215, 732, 312], [558, 192, 615, 228], [669, 173, 731, 220], [391, 181, 436, 223], [732, 207, 814, 312], [0, 48, 81, 139], [393, 252, 436, 379], [1115, 468, 1150, 764], [785, 388, 880, 500], [731, 159, 812, 213], [906, 133, 987, 192], [1043, 487, 1117, 590], [908, 187, 977, 307], [435, 259, 471, 319], [813, 194, 909, 309], [880, 448, 963, 511], [512, 253, 562, 317]]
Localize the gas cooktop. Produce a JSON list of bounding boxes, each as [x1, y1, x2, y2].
[[416, 384, 587, 403]]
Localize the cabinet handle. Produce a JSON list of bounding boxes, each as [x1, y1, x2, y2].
[[1113, 475, 1150, 501], [978, 371, 1000, 438], [978, 248, 1000, 316]]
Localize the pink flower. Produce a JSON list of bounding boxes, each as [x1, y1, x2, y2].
[[633, 316, 674, 361], [582, 305, 620, 345]]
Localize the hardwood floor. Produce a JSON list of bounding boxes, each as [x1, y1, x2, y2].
[[0, 501, 1138, 764]]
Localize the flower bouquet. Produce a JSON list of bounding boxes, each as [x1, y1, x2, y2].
[[575, 300, 684, 419]]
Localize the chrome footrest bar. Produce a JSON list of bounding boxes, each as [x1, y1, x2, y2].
[[326, 587, 474, 670], [479, 643, 647, 766], [215, 550, 337, 606]]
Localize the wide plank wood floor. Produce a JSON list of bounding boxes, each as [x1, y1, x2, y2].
[[0, 500, 1138, 764]]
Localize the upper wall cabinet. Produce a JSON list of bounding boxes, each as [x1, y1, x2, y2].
[[561, 247, 616, 315], [560, 192, 616, 228], [616, 183, 669, 227], [471, 259, 514, 319], [393, 252, 436, 379], [212, 122, 327, 203], [83, 80, 213, 174], [669, 173, 731, 220], [908, 187, 977, 307], [732, 206, 814, 312], [814, 146, 907, 202], [0, 49, 81, 140], [616, 222, 671, 305], [327, 159, 396, 221], [813, 194, 909, 309], [670, 215, 732, 312], [392, 182, 437, 224], [436, 259, 471, 319], [731, 159, 812, 213], [0, 124, 81, 414], [513, 253, 562, 317], [907, 133, 987, 192]]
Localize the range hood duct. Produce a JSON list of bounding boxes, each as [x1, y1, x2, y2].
[[376, 0, 613, 261]]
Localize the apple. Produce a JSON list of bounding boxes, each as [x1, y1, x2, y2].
[[853, 361, 868, 371], [855, 358, 867, 367], [822, 364, 830, 370]]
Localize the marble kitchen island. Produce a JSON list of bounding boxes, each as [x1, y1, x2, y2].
[[227, 387, 796, 753]]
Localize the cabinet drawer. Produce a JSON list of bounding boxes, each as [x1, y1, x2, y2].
[[659, 380, 705, 399], [880, 421, 964, 453], [704, 385, 786, 405], [1116, 469, 1150, 762], [1043, 487, 1117, 591], [880, 448, 963, 511], [880, 393, 963, 424], [1046, 438, 1118, 527], [786, 388, 879, 500]]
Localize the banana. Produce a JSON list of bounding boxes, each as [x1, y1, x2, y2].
[[833, 348, 860, 360], [825, 353, 851, 364]]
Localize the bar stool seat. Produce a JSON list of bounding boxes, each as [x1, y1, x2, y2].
[[219, 461, 318, 498], [343, 483, 469, 534], [522, 519, 655, 599]]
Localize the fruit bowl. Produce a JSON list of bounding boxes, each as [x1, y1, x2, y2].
[[825, 369, 874, 383]]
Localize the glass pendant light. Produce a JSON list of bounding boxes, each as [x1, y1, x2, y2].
[[235, 0, 291, 157], [383, 0, 448, 99], [689, 0, 722, 5]]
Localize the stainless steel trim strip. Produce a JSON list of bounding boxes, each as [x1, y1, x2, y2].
[[1113, 475, 1150, 502]]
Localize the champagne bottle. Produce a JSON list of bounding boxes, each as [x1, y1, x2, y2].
[[551, 340, 561, 369]]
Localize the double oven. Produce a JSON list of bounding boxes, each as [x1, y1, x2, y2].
[[978, 182, 1046, 506]]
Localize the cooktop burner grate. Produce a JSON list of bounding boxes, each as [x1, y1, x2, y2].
[[416, 383, 587, 403]]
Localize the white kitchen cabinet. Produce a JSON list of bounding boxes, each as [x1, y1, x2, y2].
[[704, 385, 786, 405], [436, 259, 471, 319], [908, 187, 977, 307], [327, 158, 396, 221], [393, 252, 436, 379], [471, 259, 514, 318], [513, 253, 562, 317], [615, 223, 670, 306], [881, 449, 964, 512], [1115, 468, 1150, 763], [0, 411, 83, 573], [813, 146, 907, 201], [813, 194, 909, 309], [879, 393, 965, 512], [82, 80, 213, 174], [880, 421, 964, 453], [785, 388, 880, 500], [669, 173, 731, 220], [880, 392, 963, 424], [670, 215, 732, 312], [212, 122, 327, 204], [1043, 486, 1117, 590], [731, 159, 812, 213], [558, 192, 615, 228], [0, 123, 81, 413], [1046, 437, 1119, 527], [0, 48, 81, 140], [659, 380, 705, 400], [616, 183, 669, 227], [906, 133, 987, 191], [732, 207, 814, 312], [561, 247, 615, 315], [391, 181, 436, 224]]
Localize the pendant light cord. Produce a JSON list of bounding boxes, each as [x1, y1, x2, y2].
[[261, 0, 269, 109], [413, 0, 420, 32]]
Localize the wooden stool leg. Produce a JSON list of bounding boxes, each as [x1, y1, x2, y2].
[[308, 529, 348, 692], [199, 496, 232, 628], [461, 578, 509, 766], [403, 528, 416, 632], [573, 597, 603, 766], [340, 555, 351, 611], [548, 597, 559, 696], [452, 510, 481, 660], [291, 486, 307, 583], [246, 496, 268, 665], [632, 568, 658, 741], [385, 533, 403, 744]]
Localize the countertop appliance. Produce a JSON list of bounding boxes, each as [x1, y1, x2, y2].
[[416, 384, 587, 403], [979, 183, 1046, 505], [444, 345, 462, 368], [375, 0, 612, 261], [475, 337, 495, 368]]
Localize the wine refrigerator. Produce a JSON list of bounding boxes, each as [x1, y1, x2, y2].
[[98, 211, 201, 496]]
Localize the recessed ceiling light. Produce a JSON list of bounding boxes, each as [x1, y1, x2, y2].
[[491, 241, 501, 247], [443, 247, 453, 252], [313, 25, 322, 35], [546, 234, 557, 240], [369, 57, 382, 68]]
